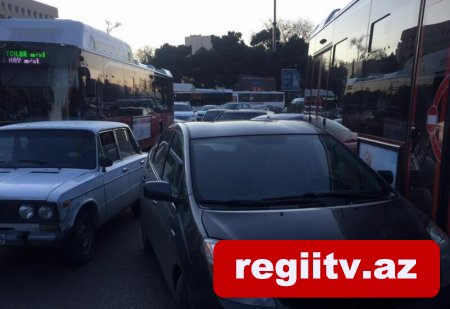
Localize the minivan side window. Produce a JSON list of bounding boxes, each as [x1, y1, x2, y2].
[[152, 131, 173, 177], [162, 132, 185, 198]]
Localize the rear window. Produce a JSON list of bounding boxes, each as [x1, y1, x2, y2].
[[216, 112, 265, 121]]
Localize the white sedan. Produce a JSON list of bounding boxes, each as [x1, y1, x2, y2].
[[0, 121, 147, 264], [174, 102, 197, 122]]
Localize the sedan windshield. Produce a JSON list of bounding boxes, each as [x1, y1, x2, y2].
[[0, 129, 96, 169], [191, 134, 390, 208]]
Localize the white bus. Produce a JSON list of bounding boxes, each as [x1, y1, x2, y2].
[[232, 91, 285, 111], [0, 19, 174, 149]]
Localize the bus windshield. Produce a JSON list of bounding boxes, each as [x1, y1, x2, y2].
[[0, 43, 79, 124]]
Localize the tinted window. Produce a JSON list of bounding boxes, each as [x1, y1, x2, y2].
[[0, 129, 96, 169], [152, 131, 173, 177], [202, 110, 223, 121], [162, 132, 184, 197], [191, 135, 387, 207], [216, 111, 265, 121]]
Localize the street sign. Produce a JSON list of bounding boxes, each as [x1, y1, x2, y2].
[[282, 69, 300, 91]]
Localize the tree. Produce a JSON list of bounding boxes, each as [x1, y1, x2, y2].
[[251, 18, 314, 49], [152, 44, 192, 82], [135, 46, 154, 64], [105, 20, 122, 34]]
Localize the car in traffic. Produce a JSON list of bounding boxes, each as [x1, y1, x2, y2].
[[201, 109, 228, 122], [0, 121, 147, 264], [252, 113, 358, 153], [218, 102, 252, 110], [174, 102, 196, 122], [252, 113, 305, 121], [140, 120, 450, 308], [196, 105, 218, 121], [113, 106, 155, 117], [215, 109, 274, 121]]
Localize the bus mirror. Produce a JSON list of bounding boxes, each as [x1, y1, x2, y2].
[[86, 79, 97, 97]]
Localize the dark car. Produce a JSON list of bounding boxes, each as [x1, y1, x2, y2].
[[218, 102, 252, 110], [252, 114, 358, 153], [113, 106, 154, 117], [215, 109, 274, 121], [202, 109, 227, 122], [196, 105, 219, 121], [252, 113, 305, 121], [140, 121, 450, 308]]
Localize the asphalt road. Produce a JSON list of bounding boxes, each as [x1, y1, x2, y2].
[[0, 209, 175, 309]]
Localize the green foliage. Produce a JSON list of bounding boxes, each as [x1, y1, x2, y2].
[[137, 20, 311, 90]]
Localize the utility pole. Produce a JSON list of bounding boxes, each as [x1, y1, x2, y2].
[[272, 0, 277, 52]]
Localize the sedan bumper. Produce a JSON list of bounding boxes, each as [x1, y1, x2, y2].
[[0, 230, 71, 247]]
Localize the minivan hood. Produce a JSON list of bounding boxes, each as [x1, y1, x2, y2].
[[201, 199, 431, 240], [0, 169, 89, 200]]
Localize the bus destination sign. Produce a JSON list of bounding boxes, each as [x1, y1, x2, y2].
[[1, 50, 47, 65]]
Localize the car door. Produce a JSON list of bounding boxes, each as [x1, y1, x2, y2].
[[99, 130, 131, 218], [115, 128, 146, 206], [145, 130, 185, 287], [142, 130, 173, 257]]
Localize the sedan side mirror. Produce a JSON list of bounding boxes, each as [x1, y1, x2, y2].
[[143, 181, 174, 202], [377, 170, 394, 185], [99, 157, 113, 172]]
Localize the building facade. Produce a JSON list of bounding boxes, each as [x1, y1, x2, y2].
[[185, 35, 212, 55], [0, 0, 58, 19]]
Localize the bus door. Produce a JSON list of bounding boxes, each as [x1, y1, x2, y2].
[[408, 0, 450, 233]]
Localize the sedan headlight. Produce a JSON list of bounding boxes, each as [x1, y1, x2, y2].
[[38, 205, 54, 220], [19, 205, 34, 219]]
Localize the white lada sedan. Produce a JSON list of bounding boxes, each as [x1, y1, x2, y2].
[[0, 121, 147, 264]]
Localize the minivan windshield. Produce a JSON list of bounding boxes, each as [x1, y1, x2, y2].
[[191, 134, 390, 208]]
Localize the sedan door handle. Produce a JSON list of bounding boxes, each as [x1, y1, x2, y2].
[[122, 167, 128, 173]]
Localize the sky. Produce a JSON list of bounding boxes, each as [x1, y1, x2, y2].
[[39, 0, 350, 51]]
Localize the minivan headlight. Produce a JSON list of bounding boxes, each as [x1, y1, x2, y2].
[[203, 239, 277, 307], [427, 222, 450, 287], [19, 205, 34, 219], [203, 238, 219, 264], [38, 205, 54, 220]]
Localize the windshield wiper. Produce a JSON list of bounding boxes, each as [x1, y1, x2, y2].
[[198, 199, 268, 207], [198, 198, 322, 208], [19, 159, 60, 168], [264, 191, 394, 203]]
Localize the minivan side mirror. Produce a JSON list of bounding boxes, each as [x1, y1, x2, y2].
[[377, 170, 394, 185], [143, 181, 174, 202]]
